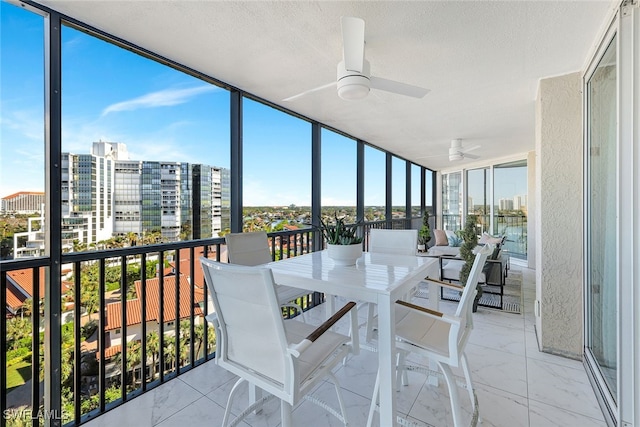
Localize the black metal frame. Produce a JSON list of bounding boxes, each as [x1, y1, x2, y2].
[[2, 3, 437, 426]]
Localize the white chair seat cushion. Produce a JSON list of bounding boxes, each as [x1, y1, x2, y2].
[[394, 303, 451, 359], [441, 259, 486, 283], [276, 284, 309, 305], [284, 320, 349, 383]]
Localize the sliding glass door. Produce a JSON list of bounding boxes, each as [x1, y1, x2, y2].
[[585, 33, 617, 415]]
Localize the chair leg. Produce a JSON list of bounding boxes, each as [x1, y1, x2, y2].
[[281, 400, 294, 427], [367, 369, 380, 427], [395, 349, 409, 390], [439, 362, 464, 427], [460, 353, 478, 416], [223, 378, 246, 427], [327, 372, 349, 426]]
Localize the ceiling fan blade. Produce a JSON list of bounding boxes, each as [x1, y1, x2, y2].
[[415, 152, 447, 159], [370, 76, 430, 98], [341, 16, 365, 73], [464, 153, 480, 159], [282, 82, 336, 102], [462, 145, 481, 153]]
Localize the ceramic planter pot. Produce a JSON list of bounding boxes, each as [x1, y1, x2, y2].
[[327, 243, 363, 266]]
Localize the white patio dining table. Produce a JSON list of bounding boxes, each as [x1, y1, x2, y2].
[[268, 250, 439, 427]]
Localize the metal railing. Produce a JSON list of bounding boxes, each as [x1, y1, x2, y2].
[[1, 219, 423, 426], [1, 228, 321, 427]]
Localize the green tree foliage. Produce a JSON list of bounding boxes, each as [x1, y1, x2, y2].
[[458, 215, 483, 298]]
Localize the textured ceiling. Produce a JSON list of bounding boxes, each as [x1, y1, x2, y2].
[[35, 0, 614, 171]]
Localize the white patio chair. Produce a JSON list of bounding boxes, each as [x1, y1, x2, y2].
[[363, 229, 418, 342], [367, 244, 492, 427], [225, 231, 309, 321], [200, 258, 357, 427]]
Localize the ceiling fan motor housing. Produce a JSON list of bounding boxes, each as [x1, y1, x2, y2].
[[449, 139, 463, 161], [337, 59, 370, 100]]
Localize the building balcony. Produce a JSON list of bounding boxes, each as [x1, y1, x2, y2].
[[2, 228, 604, 427], [77, 262, 604, 427]]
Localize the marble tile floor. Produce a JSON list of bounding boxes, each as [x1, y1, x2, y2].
[[84, 263, 606, 427]]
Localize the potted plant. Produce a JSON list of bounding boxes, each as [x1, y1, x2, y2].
[[319, 212, 363, 266], [458, 214, 483, 311], [417, 211, 431, 252]]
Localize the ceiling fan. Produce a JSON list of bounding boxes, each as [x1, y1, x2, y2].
[[418, 139, 481, 162], [283, 16, 430, 102]]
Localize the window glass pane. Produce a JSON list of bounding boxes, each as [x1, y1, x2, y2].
[[364, 146, 385, 222], [586, 35, 617, 400], [61, 25, 229, 248], [0, 4, 47, 423], [442, 171, 462, 230], [392, 157, 406, 219], [410, 164, 421, 218], [321, 129, 356, 221], [1, 3, 46, 259], [425, 170, 433, 215], [243, 99, 311, 229], [493, 160, 527, 258], [467, 167, 489, 233]]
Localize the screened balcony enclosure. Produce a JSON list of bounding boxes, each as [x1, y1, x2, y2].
[[2, 1, 640, 427]]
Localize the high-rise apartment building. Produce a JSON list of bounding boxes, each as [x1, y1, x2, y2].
[[61, 149, 114, 245], [499, 198, 514, 211], [1, 192, 45, 214], [13, 141, 228, 255]]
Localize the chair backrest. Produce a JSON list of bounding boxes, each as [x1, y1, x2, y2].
[[368, 229, 418, 256], [200, 258, 289, 386], [452, 244, 493, 353], [225, 231, 272, 266]]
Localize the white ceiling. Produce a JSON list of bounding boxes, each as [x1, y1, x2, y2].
[[35, 0, 614, 171]]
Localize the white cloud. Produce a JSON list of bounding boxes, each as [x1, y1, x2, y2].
[[101, 85, 216, 116]]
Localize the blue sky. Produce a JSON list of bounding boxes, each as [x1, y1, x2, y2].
[[0, 2, 527, 208]]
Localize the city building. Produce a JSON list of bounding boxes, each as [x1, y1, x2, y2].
[[1, 191, 45, 214]]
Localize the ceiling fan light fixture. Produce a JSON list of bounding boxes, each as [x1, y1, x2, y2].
[[337, 76, 370, 100]]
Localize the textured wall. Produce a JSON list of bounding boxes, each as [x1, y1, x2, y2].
[[535, 72, 583, 359]]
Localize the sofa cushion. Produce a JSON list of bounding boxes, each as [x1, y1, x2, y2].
[[434, 229, 449, 246], [428, 245, 460, 257], [479, 232, 503, 246]]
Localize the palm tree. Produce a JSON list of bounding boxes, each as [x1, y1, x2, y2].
[[126, 232, 138, 247], [163, 338, 176, 374], [193, 323, 205, 360], [146, 331, 160, 380], [6, 317, 31, 351], [20, 297, 33, 319], [126, 340, 142, 386]]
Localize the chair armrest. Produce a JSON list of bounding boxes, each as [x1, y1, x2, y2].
[[395, 300, 460, 326], [289, 301, 357, 357], [396, 300, 443, 317], [424, 276, 465, 292], [205, 313, 218, 325]]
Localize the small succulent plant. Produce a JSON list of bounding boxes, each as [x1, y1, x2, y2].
[[319, 212, 363, 245]]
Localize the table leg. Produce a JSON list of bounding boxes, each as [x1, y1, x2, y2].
[[427, 280, 440, 386], [376, 293, 397, 426]]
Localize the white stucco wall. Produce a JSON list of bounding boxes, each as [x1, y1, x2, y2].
[[535, 72, 583, 359]]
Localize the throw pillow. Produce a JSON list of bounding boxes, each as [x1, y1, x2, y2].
[[434, 229, 449, 246], [448, 234, 463, 247]]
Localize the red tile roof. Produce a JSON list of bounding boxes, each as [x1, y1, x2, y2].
[[104, 275, 205, 331], [2, 191, 45, 200], [6, 268, 47, 299]]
